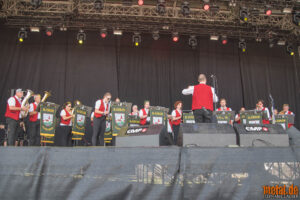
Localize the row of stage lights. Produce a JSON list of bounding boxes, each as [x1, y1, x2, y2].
[[17, 27, 296, 56]]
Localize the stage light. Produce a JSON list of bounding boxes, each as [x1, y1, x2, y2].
[[31, 0, 42, 9], [172, 32, 179, 42], [292, 11, 300, 26], [94, 0, 104, 11], [152, 30, 160, 40], [239, 39, 246, 52], [59, 25, 67, 31], [18, 28, 27, 43], [283, 8, 292, 14], [30, 27, 40, 32], [132, 32, 141, 47], [77, 30, 86, 45], [45, 27, 53, 36], [188, 35, 197, 49], [210, 35, 219, 41], [100, 28, 107, 38], [286, 45, 294, 56], [157, 0, 166, 15], [221, 36, 227, 45], [265, 5, 272, 16], [228, 0, 236, 7], [240, 7, 248, 22], [203, 4, 210, 11], [138, 0, 143, 6], [277, 40, 286, 46], [181, 1, 190, 16], [113, 30, 123, 35]]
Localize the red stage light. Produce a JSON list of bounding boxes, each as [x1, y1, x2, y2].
[[138, 0, 143, 6], [204, 4, 210, 11], [266, 9, 272, 16], [101, 33, 107, 38], [46, 31, 52, 37], [222, 39, 227, 45], [173, 36, 179, 42]]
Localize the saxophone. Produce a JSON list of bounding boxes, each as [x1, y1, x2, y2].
[[20, 89, 34, 118]]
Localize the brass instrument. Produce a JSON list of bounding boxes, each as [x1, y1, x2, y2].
[[279, 110, 285, 115], [36, 91, 51, 112], [71, 100, 82, 122], [20, 89, 34, 118]]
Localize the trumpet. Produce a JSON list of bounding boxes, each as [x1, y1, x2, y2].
[[20, 89, 34, 118]]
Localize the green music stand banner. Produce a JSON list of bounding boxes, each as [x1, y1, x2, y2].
[[40, 102, 59, 144], [128, 115, 140, 127], [213, 111, 235, 124], [111, 102, 131, 136], [240, 111, 262, 125], [104, 117, 112, 143], [72, 106, 87, 140], [183, 112, 195, 123], [150, 106, 169, 126], [275, 115, 288, 130]]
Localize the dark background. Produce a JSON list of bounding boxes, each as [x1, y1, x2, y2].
[[0, 27, 299, 128]]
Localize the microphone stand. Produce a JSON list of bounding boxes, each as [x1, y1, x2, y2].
[[269, 94, 275, 124], [211, 75, 218, 110]]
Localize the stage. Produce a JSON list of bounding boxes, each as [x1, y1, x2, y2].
[[0, 146, 299, 200]]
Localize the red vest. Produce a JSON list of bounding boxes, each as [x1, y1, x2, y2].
[[172, 110, 181, 125], [94, 99, 106, 118], [140, 109, 147, 125], [192, 84, 213, 111], [5, 96, 21, 121], [260, 107, 270, 125], [29, 103, 38, 122], [60, 109, 71, 125], [237, 114, 241, 124], [217, 107, 231, 111]]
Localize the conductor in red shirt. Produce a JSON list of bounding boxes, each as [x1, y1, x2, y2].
[[182, 74, 218, 123]]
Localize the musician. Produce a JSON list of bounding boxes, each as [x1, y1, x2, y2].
[[115, 98, 121, 103], [92, 92, 111, 146], [182, 74, 218, 123], [255, 99, 270, 124], [273, 109, 278, 116], [55, 102, 74, 146], [28, 94, 41, 146], [5, 89, 28, 146], [235, 107, 245, 124], [130, 105, 139, 116], [171, 101, 182, 145], [216, 98, 232, 111], [139, 100, 150, 125], [280, 104, 294, 128], [15, 121, 26, 146]]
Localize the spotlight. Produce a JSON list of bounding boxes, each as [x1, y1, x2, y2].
[[286, 45, 294, 56], [113, 30, 123, 35], [100, 28, 107, 38], [138, 0, 143, 6], [229, 0, 236, 7], [283, 8, 292, 14], [265, 5, 272, 16], [77, 30, 86, 45], [30, 27, 40, 32], [203, 4, 210, 11], [210, 35, 219, 41], [157, 0, 166, 15], [239, 39, 246, 52], [31, 0, 42, 9], [188, 35, 197, 49], [181, 1, 190, 16], [18, 28, 27, 43], [277, 40, 286, 46], [172, 32, 179, 42], [240, 7, 248, 22], [292, 11, 300, 26], [132, 32, 141, 47], [94, 0, 104, 11], [221, 36, 227, 45], [45, 27, 53, 37], [152, 30, 160, 40]]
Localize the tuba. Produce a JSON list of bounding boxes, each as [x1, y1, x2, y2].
[[20, 89, 34, 118], [36, 91, 51, 112]]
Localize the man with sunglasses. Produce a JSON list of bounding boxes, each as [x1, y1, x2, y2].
[[92, 92, 112, 146]]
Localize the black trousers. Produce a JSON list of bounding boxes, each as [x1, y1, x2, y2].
[[54, 126, 72, 147], [92, 116, 106, 146], [29, 121, 40, 146], [193, 109, 212, 123], [6, 117, 19, 146], [172, 124, 180, 145]]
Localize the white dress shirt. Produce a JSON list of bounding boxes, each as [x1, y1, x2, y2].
[[182, 83, 219, 103]]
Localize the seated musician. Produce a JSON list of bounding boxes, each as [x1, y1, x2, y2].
[[130, 105, 139, 116], [216, 98, 232, 111], [255, 99, 270, 124], [235, 107, 245, 124], [139, 100, 150, 125], [280, 104, 295, 128], [55, 102, 74, 147], [115, 98, 121, 103]]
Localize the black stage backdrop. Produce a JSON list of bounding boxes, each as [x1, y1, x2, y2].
[[0, 27, 299, 128]]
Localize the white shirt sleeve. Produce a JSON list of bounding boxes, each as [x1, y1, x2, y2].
[[91, 112, 94, 118], [229, 108, 232, 111], [139, 110, 144, 118], [60, 109, 66, 117], [182, 86, 194, 95], [171, 110, 176, 117], [95, 100, 101, 109], [265, 108, 270, 119], [29, 103, 34, 112], [7, 97, 16, 106], [211, 87, 219, 103]]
